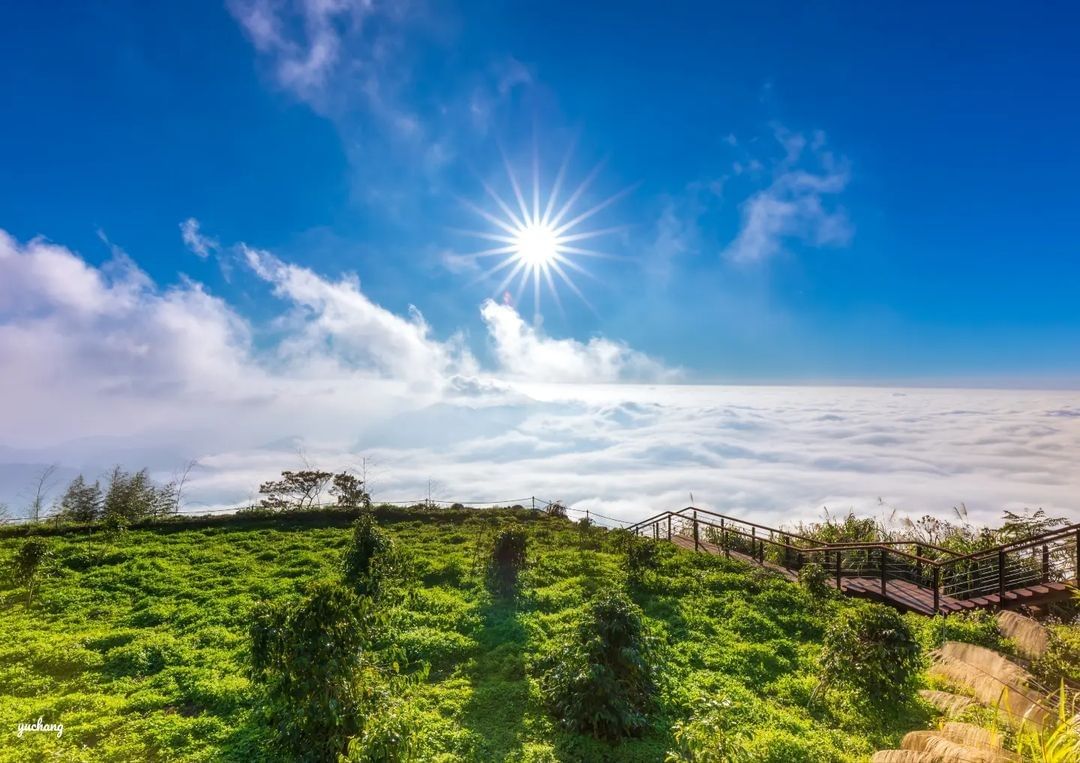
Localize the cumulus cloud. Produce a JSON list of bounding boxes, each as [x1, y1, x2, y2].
[[241, 244, 477, 385], [724, 127, 852, 263], [180, 218, 219, 258], [480, 299, 678, 383], [0, 227, 665, 484], [3, 228, 1074, 533]]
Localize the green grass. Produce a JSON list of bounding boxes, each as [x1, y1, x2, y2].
[[0, 509, 929, 761]]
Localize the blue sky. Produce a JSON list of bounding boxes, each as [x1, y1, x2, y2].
[[2, 0, 1079, 385]]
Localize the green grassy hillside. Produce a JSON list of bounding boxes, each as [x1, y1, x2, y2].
[[0, 509, 929, 761]]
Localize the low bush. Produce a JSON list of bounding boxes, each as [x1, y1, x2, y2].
[[1034, 623, 1080, 686], [625, 536, 661, 586], [488, 528, 527, 597], [816, 602, 922, 708], [797, 561, 829, 600], [341, 513, 399, 598], [248, 581, 387, 762], [540, 590, 656, 740], [10, 537, 53, 604]]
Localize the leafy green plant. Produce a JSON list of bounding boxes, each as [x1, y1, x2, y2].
[[342, 513, 397, 598], [910, 609, 1005, 652], [10, 537, 53, 604], [488, 527, 527, 597], [667, 697, 749, 762], [625, 536, 661, 586], [248, 581, 387, 762], [797, 561, 829, 600], [1034, 623, 1080, 686], [343, 700, 420, 762], [540, 590, 656, 740], [815, 602, 921, 708], [1014, 680, 1080, 763]]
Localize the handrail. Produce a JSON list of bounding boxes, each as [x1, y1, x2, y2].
[[936, 524, 1080, 566], [632, 508, 1076, 567], [631, 507, 1078, 615], [668, 506, 820, 543]]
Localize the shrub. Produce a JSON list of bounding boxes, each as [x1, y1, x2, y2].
[[797, 562, 829, 600], [816, 603, 921, 707], [342, 514, 397, 598], [667, 696, 751, 762], [540, 591, 656, 740], [545, 501, 568, 519], [105, 634, 182, 677], [11, 538, 52, 604], [249, 581, 387, 762], [488, 528, 527, 597], [343, 701, 419, 762], [625, 536, 661, 586], [1034, 624, 1080, 686], [911, 609, 1005, 653]]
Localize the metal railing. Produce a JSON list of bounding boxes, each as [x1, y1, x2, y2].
[[628, 506, 1080, 615]]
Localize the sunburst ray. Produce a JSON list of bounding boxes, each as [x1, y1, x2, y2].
[[453, 144, 630, 321]]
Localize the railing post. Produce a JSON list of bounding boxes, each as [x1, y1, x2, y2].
[[998, 549, 1006, 609], [880, 548, 888, 598], [653, 522, 658, 540], [1042, 544, 1050, 583], [835, 551, 842, 590], [1075, 529, 1079, 584], [759, 538, 765, 564], [751, 526, 756, 561], [693, 511, 699, 552], [915, 543, 923, 583], [933, 566, 940, 614], [723, 527, 730, 558], [667, 515, 672, 541]]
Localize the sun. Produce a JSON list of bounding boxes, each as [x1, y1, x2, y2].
[[514, 222, 558, 267], [449, 143, 633, 320]]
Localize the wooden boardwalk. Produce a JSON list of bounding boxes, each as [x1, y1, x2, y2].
[[649, 509, 1078, 616]]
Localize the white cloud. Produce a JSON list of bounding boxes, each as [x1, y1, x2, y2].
[[480, 299, 678, 383], [0, 227, 665, 491], [3, 228, 1075, 534], [180, 217, 219, 258], [228, 0, 374, 102], [241, 245, 478, 386], [724, 128, 852, 263]]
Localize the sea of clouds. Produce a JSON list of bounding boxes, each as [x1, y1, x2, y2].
[[1, 227, 1078, 529]]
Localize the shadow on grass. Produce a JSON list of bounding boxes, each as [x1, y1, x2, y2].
[[459, 596, 530, 761]]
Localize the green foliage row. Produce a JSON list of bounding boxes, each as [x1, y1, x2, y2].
[[0, 507, 960, 762]]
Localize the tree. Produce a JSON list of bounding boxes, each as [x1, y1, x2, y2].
[[57, 475, 104, 523], [11, 538, 53, 605], [249, 581, 386, 762], [540, 591, 657, 740], [103, 467, 163, 523], [331, 472, 371, 511], [257, 470, 333, 512], [27, 464, 59, 522]]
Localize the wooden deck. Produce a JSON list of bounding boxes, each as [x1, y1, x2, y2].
[[669, 533, 1076, 615]]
